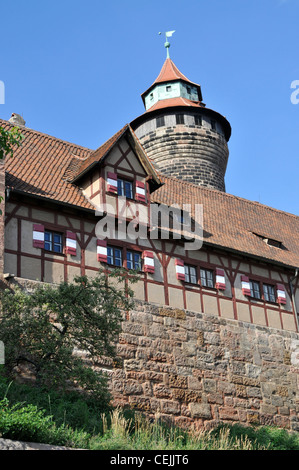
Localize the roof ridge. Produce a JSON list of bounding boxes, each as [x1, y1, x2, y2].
[[158, 174, 299, 220], [0, 118, 93, 153], [155, 58, 194, 84], [168, 59, 190, 82], [88, 123, 129, 157]]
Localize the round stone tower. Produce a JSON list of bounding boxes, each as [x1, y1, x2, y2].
[[131, 54, 231, 192]]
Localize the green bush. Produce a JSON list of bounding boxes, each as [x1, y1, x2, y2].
[[0, 398, 52, 442], [1, 378, 298, 450], [0, 397, 91, 448], [0, 375, 107, 434]]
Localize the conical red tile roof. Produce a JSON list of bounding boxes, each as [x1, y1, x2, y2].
[[141, 58, 202, 105], [154, 58, 195, 85]]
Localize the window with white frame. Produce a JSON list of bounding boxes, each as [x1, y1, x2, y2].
[[185, 264, 197, 284], [263, 284, 276, 303], [107, 246, 122, 267], [200, 268, 214, 288], [117, 178, 133, 199], [127, 250, 142, 271], [44, 230, 63, 253]]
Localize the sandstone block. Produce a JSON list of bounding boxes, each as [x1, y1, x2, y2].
[[189, 403, 212, 419]]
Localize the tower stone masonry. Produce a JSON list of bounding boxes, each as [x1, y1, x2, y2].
[[131, 58, 231, 192]]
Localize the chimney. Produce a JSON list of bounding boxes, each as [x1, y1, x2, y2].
[[9, 113, 26, 127]]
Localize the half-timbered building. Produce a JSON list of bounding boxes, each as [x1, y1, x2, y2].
[[1, 53, 299, 429], [1, 56, 298, 333]]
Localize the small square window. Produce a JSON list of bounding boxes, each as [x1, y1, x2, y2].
[[44, 230, 63, 253], [194, 115, 202, 126], [176, 114, 184, 125], [200, 268, 214, 288], [185, 265, 197, 284], [117, 178, 133, 199], [156, 116, 165, 128], [166, 85, 172, 92], [107, 246, 122, 267], [127, 251, 142, 271]]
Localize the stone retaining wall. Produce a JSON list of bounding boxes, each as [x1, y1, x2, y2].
[[107, 300, 299, 431], [2, 278, 299, 432]]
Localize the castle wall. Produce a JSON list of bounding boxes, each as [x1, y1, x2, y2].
[[4, 276, 299, 432], [108, 300, 299, 431]]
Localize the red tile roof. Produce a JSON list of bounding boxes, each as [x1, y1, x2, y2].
[[141, 58, 203, 106], [0, 119, 94, 210], [153, 58, 198, 86], [152, 175, 299, 269], [72, 124, 161, 184], [144, 96, 203, 113], [1, 119, 298, 268], [72, 125, 129, 181]]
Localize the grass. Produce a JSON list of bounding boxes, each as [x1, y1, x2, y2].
[[0, 378, 299, 450]]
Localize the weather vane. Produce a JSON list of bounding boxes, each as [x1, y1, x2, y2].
[[158, 30, 176, 59]]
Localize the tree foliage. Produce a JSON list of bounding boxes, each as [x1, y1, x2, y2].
[[0, 126, 24, 212], [0, 126, 24, 160], [0, 269, 137, 404]]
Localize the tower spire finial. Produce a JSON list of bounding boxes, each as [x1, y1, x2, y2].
[[158, 30, 176, 59]]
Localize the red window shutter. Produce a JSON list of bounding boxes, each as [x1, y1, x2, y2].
[[97, 239, 108, 263], [107, 172, 118, 194], [135, 180, 146, 203], [33, 224, 45, 249], [241, 275, 251, 296], [143, 251, 154, 273], [215, 268, 226, 290], [276, 283, 286, 305], [175, 259, 185, 281], [65, 231, 77, 256]]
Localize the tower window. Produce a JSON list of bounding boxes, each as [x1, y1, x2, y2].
[[186, 86, 191, 94], [211, 119, 216, 130], [194, 115, 202, 126], [176, 114, 185, 125], [156, 116, 165, 128], [166, 85, 172, 92], [150, 93, 154, 101]]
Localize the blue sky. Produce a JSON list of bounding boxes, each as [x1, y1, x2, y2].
[[0, 0, 298, 216]]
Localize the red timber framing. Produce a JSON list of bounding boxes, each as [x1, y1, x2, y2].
[[4, 191, 299, 334], [3, 133, 298, 334]]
